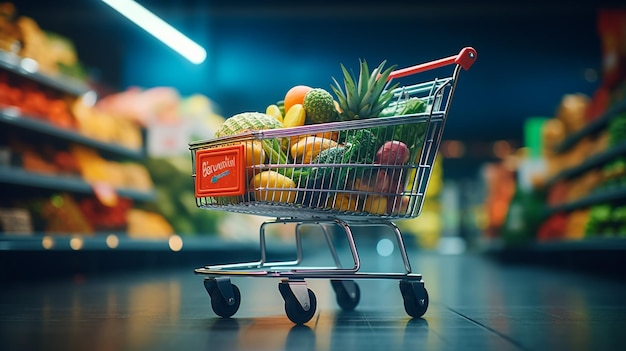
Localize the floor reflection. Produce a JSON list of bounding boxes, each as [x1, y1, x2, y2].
[[285, 325, 316, 351], [3, 251, 626, 351], [201, 310, 430, 351]]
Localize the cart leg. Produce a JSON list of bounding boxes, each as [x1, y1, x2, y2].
[[321, 223, 343, 268], [333, 218, 360, 271], [279, 279, 317, 324], [204, 220, 299, 270], [386, 221, 412, 274], [257, 220, 304, 268], [289, 219, 361, 274]]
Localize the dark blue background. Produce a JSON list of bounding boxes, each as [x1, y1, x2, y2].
[[17, 0, 619, 144]]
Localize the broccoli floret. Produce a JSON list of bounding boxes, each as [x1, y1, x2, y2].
[[297, 146, 347, 206], [296, 129, 381, 208], [343, 128, 378, 164], [315, 145, 348, 164]]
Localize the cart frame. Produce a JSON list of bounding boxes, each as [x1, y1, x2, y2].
[[189, 47, 477, 324]]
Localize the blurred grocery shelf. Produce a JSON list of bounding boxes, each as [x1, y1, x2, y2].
[[0, 233, 293, 281], [0, 233, 265, 252], [0, 109, 146, 160], [0, 50, 90, 97], [0, 166, 155, 201], [545, 141, 626, 187], [553, 98, 626, 154], [484, 236, 626, 278], [546, 186, 626, 214]]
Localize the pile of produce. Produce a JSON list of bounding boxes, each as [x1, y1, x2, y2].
[[4, 191, 173, 236], [0, 70, 75, 129], [203, 59, 430, 216], [0, 2, 87, 79]]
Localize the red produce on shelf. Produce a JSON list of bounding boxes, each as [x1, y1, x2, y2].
[[537, 213, 569, 242], [78, 196, 133, 232], [546, 180, 569, 206]]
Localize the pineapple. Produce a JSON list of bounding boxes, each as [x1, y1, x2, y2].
[[303, 88, 338, 124], [331, 59, 399, 121]]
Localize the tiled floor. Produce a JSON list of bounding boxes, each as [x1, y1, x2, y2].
[[1, 239, 625, 351]]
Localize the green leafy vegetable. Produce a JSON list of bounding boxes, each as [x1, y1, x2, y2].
[[297, 129, 379, 206], [375, 97, 428, 163]]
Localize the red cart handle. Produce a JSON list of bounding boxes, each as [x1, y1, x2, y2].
[[387, 47, 477, 80]]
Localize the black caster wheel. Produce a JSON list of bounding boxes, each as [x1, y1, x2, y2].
[[331, 280, 360, 311], [204, 278, 241, 318], [279, 280, 317, 325], [399, 280, 429, 318]]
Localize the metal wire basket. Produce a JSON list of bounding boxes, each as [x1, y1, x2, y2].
[[189, 47, 477, 324]]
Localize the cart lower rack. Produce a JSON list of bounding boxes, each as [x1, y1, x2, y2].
[[189, 47, 476, 324]]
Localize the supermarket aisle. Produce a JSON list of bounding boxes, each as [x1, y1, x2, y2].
[[1, 245, 625, 351]]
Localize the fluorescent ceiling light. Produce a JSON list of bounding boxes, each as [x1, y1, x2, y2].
[[102, 0, 207, 64]]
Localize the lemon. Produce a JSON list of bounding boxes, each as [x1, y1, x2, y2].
[[283, 104, 306, 128], [265, 104, 284, 123]]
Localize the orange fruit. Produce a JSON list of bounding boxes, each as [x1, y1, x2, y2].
[[283, 85, 312, 115]]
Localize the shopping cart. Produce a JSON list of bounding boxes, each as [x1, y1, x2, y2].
[[189, 47, 476, 324]]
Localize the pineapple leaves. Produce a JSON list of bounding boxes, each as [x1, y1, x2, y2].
[[341, 64, 359, 113], [330, 78, 347, 111], [357, 59, 370, 105], [331, 58, 399, 121]]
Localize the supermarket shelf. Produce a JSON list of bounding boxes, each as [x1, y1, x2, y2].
[[546, 186, 626, 214], [0, 166, 155, 201], [554, 98, 626, 153], [0, 234, 276, 252], [486, 237, 626, 278], [0, 50, 90, 96], [0, 234, 294, 281], [545, 141, 626, 186], [528, 237, 626, 251], [485, 237, 626, 253], [0, 109, 145, 160]]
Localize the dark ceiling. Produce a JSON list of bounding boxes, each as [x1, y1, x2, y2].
[[9, 0, 626, 144]]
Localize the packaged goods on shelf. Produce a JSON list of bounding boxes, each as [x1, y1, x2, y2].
[[537, 213, 568, 242], [144, 156, 225, 236], [70, 145, 154, 192], [608, 111, 626, 146], [0, 64, 144, 151], [479, 10, 626, 249], [71, 96, 144, 151], [0, 3, 85, 79], [482, 163, 516, 239], [0, 131, 155, 202], [585, 204, 626, 238], [0, 207, 31, 234], [95, 88, 225, 157], [536, 93, 626, 242], [598, 10, 626, 91], [0, 3, 188, 242], [126, 208, 174, 239], [40, 193, 94, 235], [0, 70, 76, 129], [564, 209, 590, 240], [542, 95, 596, 177], [555, 94, 590, 135], [79, 196, 133, 232], [0, 3, 22, 53]]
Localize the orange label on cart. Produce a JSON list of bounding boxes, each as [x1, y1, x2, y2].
[[195, 144, 246, 197]]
